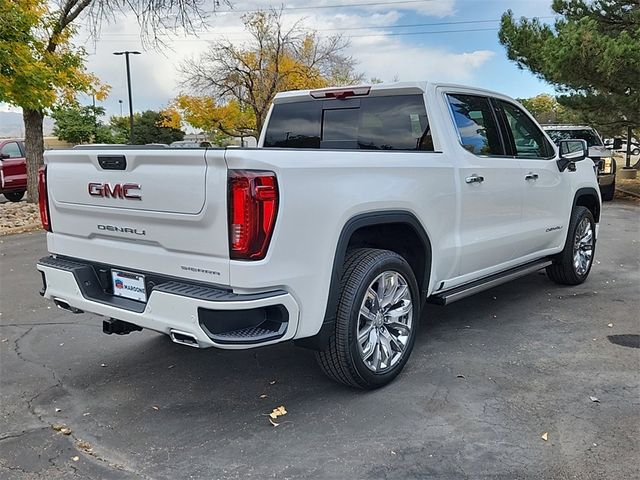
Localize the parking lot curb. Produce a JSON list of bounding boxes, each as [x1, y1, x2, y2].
[[615, 187, 640, 199]]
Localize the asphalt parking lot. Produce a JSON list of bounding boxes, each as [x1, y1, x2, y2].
[[1, 200, 638, 480]]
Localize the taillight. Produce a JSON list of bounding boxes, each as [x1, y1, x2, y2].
[[38, 165, 51, 232], [228, 170, 278, 260]]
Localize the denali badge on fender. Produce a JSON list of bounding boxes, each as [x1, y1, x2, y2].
[[97, 224, 146, 236], [89, 182, 141, 200]]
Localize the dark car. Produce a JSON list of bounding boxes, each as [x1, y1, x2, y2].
[[0, 139, 27, 202]]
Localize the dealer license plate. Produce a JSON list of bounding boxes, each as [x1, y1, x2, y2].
[[111, 269, 147, 302]]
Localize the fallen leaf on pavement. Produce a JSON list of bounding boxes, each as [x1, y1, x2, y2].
[[71, 456, 79, 462], [269, 405, 287, 419], [269, 380, 277, 385], [76, 440, 92, 453], [1, 338, 8, 343], [151, 405, 159, 411], [259, 394, 267, 399], [268, 418, 279, 427], [607, 323, 613, 328], [55, 408, 61, 412], [51, 424, 65, 432], [100, 363, 107, 367], [589, 396, 600, 403], [60, 427, 72, 435], [456, 374, 466, 379], [541, 432, 548, 441]]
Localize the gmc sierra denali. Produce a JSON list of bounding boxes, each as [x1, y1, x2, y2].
[[37, 82, 601, 389]]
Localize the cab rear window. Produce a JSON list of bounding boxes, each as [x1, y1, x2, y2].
[[263, 95, 433, 151]]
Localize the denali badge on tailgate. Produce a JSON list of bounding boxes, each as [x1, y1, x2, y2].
[[89, 182, 141, 200], [97, 224, 146, 236]]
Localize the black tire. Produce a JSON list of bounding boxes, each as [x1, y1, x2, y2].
[[600, 180, 615, 202], [546, 206, 596, 285], [4, 191, 25, 202], [316, 248, 420, 389]]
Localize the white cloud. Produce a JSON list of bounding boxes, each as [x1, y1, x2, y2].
[[352, 38, 494, 83], [72, 0, 492, 117]]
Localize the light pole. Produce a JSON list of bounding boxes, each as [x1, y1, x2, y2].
[[118, 99, 123, 117], [113, 51, 141, 144], [92, 93, 98, 142]]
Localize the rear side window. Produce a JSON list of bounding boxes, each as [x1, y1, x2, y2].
[[263, 95, 433, 151], [498, 101, 554, 158], [447, 94, 503, 156]]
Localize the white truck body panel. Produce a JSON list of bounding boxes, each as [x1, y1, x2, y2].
[[38, 81, 601, 349]]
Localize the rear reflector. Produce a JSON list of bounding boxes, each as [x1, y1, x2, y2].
[[310, 86, 371, 99], [228, 170, 278, 260], [38, 165, 51, 232]]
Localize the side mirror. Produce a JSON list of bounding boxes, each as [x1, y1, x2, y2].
[[612, 138, 623, 150], [0, 153, 9, 160], [557, 139, 588, 172]]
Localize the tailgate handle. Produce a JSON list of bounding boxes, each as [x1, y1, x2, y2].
[[98, 155, 126, 170]]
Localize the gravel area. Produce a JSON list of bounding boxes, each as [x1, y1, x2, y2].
[[0, 200, 42, 235]]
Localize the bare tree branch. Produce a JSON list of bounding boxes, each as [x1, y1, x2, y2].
[[179, 8, 363, 134]]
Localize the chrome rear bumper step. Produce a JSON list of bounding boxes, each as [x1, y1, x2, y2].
[[427, 258, 553, 306]]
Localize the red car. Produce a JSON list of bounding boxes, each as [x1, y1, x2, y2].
[[0, 139, 27, 202]]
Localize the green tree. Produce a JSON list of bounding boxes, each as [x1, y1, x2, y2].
[[517, 93, 578, 124], [499, 1, 639, 159], [132, 110, 185, 145], [0, 0, 208, 203], [52, 105, 103, 144], [111, 111, 185, 145]]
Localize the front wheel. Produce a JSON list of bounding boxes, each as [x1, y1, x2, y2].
[[546, 206, 596, 285], [316, 248, 420, 389], [4, 191, 25, 202]]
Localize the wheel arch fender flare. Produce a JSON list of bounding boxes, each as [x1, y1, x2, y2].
[[573, 187, 601, 223], [295, 210, 432, 351]]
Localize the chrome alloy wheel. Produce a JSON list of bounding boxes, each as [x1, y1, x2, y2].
[[573, 217, 594, 276], [357, 271, 413, 372]]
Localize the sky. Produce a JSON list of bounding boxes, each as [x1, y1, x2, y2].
[[2, 0, 559, 119]]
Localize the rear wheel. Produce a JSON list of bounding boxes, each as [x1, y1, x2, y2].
[[316, 248, 420, 389], [546, 206, 595, 285], [600, 180, 615, 202], [4, 191, 25, 202]]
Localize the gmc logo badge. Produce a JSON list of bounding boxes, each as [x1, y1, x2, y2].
[[88, 182, 141, 200]]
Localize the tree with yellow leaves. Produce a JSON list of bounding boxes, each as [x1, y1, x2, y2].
[[173, 9, 364, 139], [0, 0, 209, 202]]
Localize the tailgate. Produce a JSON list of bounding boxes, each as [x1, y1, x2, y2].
[[44, 148, 231, 285]]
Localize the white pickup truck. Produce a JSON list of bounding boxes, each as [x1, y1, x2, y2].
[[37, 82, 601, 389]]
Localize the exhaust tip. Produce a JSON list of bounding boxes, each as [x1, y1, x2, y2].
[[53, 298, 83, 314], [170, 330, 200, 348]]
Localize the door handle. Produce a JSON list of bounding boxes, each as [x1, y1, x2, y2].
[[525, 172, 539, 181], [465, 174, 484, 184]]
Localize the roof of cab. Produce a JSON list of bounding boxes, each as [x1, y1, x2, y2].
[[272, 81, 518, 104]]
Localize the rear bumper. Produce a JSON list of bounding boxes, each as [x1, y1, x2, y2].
[[37, 256, 299, 349]]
